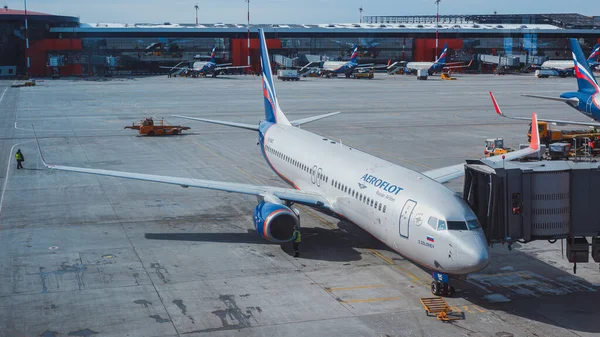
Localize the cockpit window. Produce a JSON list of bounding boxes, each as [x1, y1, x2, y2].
[[447, 221, 468, 230], [437, 220, 447, 231], [428, 217, 438, 229], [467, 219, 482, 230]]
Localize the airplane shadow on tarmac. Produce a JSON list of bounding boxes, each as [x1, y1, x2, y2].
[[144, 219, 388, 263], [145, 220, 600, 334]]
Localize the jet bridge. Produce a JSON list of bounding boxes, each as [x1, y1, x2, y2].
[[462, 159, 600, 269]]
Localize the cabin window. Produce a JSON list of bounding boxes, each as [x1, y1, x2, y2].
[[382, 205, 386, 213], [378, 203, 382, 211], [371, 200, 374, 207], [374, 201, 378, 209]]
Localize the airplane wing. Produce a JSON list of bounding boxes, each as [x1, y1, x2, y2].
[[423, 108, 541, 184], [521, 94, 579, 105], [159, 66, 189, 70], [173, 111, 341, 130], [215, 65, 251, 71], [494, 93, 600, 127], [443, 60, 473, 70], [33, 128, 331, 210], [290, 112, 341, 126], [173, 115, 259, 131]]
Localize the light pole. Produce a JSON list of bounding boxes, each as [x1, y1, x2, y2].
[[359, 7, 363, 23], [24, 0, 30, 76], [435, 0, 440, 61], [246, 0, 250, 68], [194, 4, 199, 26]]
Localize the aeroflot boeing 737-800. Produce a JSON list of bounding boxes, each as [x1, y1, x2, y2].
[[35, 29, 541, 296]]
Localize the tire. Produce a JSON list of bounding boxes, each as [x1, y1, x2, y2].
[[431, 281, 441, 296], [148, 131, 155, 136], [172, 129, 179, 135]]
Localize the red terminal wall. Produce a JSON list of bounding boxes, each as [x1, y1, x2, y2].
[[28, 39, 83, 76], [231, 38, 281, 73], [413, 39, 464, 62]]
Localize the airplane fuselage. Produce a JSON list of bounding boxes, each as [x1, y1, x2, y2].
[[191, 61, 217, 75], [257, 121, 489, 276], [560, 91, 600, 118], [322, 61, 357, 76]]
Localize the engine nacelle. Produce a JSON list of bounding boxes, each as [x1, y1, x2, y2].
[[253, 201, 299, 243]]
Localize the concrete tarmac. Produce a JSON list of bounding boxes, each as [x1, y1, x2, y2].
[[0, 74, 598, 337]]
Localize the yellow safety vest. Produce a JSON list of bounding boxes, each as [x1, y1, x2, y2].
[[293, 230, 302, 243], [15, 152, 22, 161]]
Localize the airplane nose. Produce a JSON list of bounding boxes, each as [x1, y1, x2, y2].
[[458, 233, 489, 273]]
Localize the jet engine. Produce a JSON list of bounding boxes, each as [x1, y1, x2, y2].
[[253, 200, 299, 243]]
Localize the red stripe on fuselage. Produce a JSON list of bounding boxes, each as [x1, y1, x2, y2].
[[262, 126, 299, 190]]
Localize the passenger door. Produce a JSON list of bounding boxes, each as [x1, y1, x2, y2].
[[399, 200, 417, 239]]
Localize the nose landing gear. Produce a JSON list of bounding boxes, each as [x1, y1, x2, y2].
[[431, 272, 455, 297]]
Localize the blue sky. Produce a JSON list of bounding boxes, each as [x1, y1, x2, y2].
[[6, 0, 597, 24]]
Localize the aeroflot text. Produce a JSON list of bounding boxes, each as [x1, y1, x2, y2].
[[360, 174, 403, 195]]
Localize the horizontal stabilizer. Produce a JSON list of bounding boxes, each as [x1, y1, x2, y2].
[[173, 115, 258, 131], [521, 94, 579, 104], [291, 111, 341, 126], [492, 92, 600, 127]]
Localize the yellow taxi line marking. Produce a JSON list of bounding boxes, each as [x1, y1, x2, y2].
[[451, 306, 462, 313], [325, 284, 385, 292], [473, 306, 486, 313], [463, 306, 474, 313], [196, 142, 263, 185], [341, 296, 401, 304], [368, 249, 424, 285]]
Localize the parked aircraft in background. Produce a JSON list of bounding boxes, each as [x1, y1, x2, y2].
[[35, 28, 541, 297], [300, 45, 379, 78], [160, 46, 250, 77], [511, 38, 600, 127], [405, 43, 472, 75], [537, 43, 600, 77]]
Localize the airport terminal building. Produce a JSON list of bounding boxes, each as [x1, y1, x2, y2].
[[1, 7, 599, 76]]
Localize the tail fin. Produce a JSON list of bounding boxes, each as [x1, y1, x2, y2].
[[437, 43, 449, 64], [570, 38, 600, 94], [349, 45, 359, 63], [258, 29, 291, 125], [209, 45, 216, 63], [587, 43, 600, 64]]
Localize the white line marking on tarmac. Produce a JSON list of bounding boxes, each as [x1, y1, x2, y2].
[[0, 88, 7, 103], [0, 141, 33, 217]]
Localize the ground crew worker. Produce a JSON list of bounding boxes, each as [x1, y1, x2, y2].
[[15, 149, 24, 169], [292, 226, 302, 257]]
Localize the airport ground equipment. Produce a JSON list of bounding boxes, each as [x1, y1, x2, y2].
[[484, 138, 511, 157], [354, 69, 374, 79], [277, 69, 300, 81], [417, 69, 428, 80], [547, 142, 571, 160], [462, 158, 600, 272], [420, 298, 461, 322], [528, 121, 600, 146], [440, 72, 456, 80], [124, 118, 190, 136]]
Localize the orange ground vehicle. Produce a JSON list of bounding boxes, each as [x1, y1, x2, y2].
[[125, 118, 190, 136]]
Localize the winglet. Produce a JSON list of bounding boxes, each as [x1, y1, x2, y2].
[[530, 112, 540, 151], [32, 125, 52, 168], [489, 92, 504, 116]]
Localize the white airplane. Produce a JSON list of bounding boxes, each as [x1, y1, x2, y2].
[[536, 43, 599, 77], [405, 43, 472, 75], [34, 28, 541, 297], [160, 46, 250, 77]]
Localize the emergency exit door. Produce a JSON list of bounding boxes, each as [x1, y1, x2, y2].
[[399, 200, 417, 238]]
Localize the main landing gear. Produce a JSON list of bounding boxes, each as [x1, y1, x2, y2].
[[430, 272, 455, 297]]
